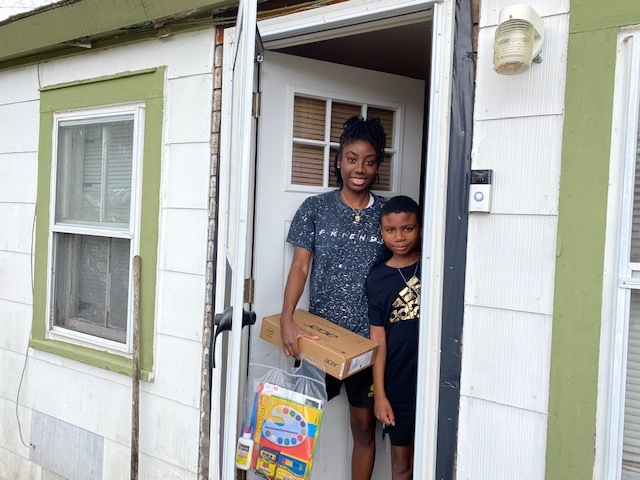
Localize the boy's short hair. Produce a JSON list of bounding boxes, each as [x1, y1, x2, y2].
[[381, 195, 422, 226]]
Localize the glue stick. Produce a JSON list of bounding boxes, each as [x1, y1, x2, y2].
[[235, 423, 254, 470]]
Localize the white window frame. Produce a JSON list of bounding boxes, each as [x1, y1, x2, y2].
[[45, 102, 145, 354], [284, 86, 403, 194]]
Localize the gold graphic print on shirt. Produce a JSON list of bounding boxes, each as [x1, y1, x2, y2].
[[389, 276, 421, 323]]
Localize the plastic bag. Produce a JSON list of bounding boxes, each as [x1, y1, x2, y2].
[[237, 357, 327, 480]]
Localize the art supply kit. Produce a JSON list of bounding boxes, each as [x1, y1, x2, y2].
[[236, 359, 327, 479]]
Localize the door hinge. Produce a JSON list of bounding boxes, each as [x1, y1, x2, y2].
[[244, 278, 254, 304], [252, 91, 261, 118]]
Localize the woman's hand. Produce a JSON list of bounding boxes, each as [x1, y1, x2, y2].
[[280, 247, 315, 360], [280, 316, 318, 360]]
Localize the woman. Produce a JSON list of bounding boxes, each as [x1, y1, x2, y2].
[[279, 115, 388, 480]]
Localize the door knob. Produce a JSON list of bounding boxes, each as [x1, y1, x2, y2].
[[211, 307, 257, 368]]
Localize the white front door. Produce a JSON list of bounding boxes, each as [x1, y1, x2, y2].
[[209, 0, 259, 478], [250, 50, 425, 479]]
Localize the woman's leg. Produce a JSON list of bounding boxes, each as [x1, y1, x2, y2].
[[390, 445, 414, 480], [349, 404, 376, 480]]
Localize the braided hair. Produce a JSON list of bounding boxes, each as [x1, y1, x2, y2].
[[334, 115, 387, 187]]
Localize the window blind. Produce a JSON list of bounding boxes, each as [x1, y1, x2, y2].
[[625, 291, 640, 464], [291, 95, 395, 190]]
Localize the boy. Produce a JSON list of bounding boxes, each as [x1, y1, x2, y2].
[[366, 195, 422, 480]]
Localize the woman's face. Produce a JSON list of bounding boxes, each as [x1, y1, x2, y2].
[[338, 139, 379, 194]]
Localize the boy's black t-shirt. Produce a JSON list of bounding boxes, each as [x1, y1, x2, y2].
[[367, 261, 421, 405]]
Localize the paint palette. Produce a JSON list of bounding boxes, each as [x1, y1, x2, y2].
[[252, 388, 323, 466], [262, 405, 309, 447]]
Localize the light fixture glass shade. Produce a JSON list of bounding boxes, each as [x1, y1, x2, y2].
[[493, 19, 535, 75]]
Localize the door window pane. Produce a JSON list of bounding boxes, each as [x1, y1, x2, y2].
[[330, 102, 362, 142], [293, 97, 326, 141], [368, 107, 395, 149], [292, 144, 325, 185]]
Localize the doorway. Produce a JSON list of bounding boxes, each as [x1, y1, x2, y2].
[[212, 1, 456, 478]]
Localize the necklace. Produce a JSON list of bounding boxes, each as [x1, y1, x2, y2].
[[341, 192, 369, 223], [397, 260, 420, 291]]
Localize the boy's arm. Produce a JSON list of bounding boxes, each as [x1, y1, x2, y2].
[[370, 325, 395, 426], [280, 246, 318, 360]]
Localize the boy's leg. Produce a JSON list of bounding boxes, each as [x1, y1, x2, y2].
[[390, 445, 414, 480], [385, 403, 416, 480], [349, 404, 376, 480]]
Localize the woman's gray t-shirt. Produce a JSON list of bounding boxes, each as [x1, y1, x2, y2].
[[286, 189, 388, 338]]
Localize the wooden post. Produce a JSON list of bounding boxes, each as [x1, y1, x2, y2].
[[131, 255, 141, 480]]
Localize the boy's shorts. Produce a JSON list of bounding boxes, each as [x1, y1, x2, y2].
[[383, 403, 416, 446], [325, 367, 374, 408]]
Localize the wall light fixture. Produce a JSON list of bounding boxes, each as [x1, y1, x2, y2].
[[493, 4, 544, 75]]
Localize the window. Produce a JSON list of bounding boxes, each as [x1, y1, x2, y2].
[[50, 108, 143, 347], [622, 113, 640, 471], [31, 68, 164, 378], [290, 94, 397, 191]]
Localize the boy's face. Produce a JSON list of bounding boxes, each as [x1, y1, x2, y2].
[[380, 212, 421, 259]]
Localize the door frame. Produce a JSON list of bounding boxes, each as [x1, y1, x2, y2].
[[211, 0, 455, 478]]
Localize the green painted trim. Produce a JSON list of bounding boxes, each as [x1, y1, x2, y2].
[[40, 68, 159, 91], [0, 0, 234, 62], [545, 22, 619, 480], [29, 339, 152, 381], [571, 5, 640, 34], [32, 67, 165, 378]]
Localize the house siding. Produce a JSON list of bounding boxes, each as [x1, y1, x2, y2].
[[457, 1, 569, 478], [0, 28, 216, 477]]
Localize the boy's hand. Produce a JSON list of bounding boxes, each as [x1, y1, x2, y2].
[[374, 396, 395, 427], [280, 317, 319, 360]]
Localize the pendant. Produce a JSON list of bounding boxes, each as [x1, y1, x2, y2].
[[355, 214, 361, 222]]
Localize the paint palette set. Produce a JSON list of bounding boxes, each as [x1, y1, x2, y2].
[[246, 382, 325, 479]]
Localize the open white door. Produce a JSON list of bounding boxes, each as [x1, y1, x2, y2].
[[251, 51, 425, 478], [209, 0, 259, 478], [212, 0, 456, 478]]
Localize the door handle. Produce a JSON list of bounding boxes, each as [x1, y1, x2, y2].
[[211, 306, 257, 368]]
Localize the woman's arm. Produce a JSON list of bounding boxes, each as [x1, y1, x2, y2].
[[280, 246, 318, 360], [370, 325, 394, 426]]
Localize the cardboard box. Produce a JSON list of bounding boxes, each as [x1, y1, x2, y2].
[[260, 309, 378, 380]]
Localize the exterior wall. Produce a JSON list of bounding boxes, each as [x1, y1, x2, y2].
[[547, 1, 640, 479], [0, 28, 216, 479], [457, 1, 569, 478]]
